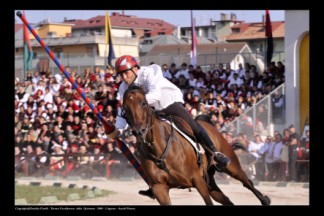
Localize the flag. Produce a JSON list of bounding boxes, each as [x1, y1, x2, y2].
[[105, 11, 115, 67], [190, 10, 198, 67], [23, 11, 33, 75], [265, 10, 273, 67]]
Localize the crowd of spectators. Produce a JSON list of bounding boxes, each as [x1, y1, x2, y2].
[[14, 60, 308, 182], [224, 125, 309, 182]]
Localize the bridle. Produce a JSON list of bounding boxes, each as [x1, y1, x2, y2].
[[121, 86, 177, 182], [120, 87, 155, 144]]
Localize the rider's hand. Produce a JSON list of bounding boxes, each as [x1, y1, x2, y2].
[[102, 121, 119, 139]]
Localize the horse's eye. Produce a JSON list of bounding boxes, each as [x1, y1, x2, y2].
[[141, 101, 147, 107]]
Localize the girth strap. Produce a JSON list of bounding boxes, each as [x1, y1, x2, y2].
[[155, 121, 174, 170]]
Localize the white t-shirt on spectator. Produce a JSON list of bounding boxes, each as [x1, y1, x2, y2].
[[162, 70, 172, 80], [175, 69, 189, 79], [248, 141, 264, 159], [43, 92, 53, 104]]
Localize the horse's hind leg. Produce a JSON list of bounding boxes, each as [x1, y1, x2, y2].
[[193, 175, 214, 205], [151, 184, 171, 205], [207, 171, 234, 205], [224, 166, 271, 205]]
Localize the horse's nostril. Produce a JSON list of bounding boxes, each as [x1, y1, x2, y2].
[[132, 130, 140, 136]]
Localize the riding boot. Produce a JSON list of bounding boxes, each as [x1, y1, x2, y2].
[[138, 188, 155, 199], [196, 125, 231, 171]]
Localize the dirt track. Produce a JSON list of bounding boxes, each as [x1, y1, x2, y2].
[[16, 178, 309, 206]]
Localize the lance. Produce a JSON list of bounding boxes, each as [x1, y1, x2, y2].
[[16, 11, 150, 185]]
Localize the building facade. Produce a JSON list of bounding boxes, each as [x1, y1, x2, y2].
[[284, 10, 309, 133]]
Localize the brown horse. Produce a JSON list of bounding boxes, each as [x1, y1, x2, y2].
[[122, 85, 270, 205]]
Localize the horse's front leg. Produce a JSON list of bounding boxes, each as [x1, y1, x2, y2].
[[151, 183, 171, 205]]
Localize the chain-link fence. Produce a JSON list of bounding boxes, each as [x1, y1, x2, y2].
[[223, 84, 285, 140]]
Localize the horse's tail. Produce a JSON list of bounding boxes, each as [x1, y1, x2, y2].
[[231, 142, 248, 152]]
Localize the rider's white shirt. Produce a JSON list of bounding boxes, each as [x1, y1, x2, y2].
[[115, 64, 184, 130]]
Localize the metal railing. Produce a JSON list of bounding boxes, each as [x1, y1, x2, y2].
[[222, 84, 286, 140]]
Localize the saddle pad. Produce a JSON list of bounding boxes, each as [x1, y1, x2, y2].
[[162, 119, 205, 155]]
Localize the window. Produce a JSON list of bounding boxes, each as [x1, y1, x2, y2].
[[232, 28, 240, 33], [86, 46, 93, 56], [47, 31, 57, 37], [54, 48, 63, 59]]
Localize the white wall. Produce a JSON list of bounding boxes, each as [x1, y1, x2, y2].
[[285, 10, 309, 132], [111, 29, 132, 37]]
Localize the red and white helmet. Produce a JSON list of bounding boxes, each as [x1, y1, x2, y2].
[[115, 55, 140, 74]]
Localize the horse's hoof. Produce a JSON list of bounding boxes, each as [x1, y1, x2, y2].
[[262, 195, 271, 205], [139, 189, 156, 199]]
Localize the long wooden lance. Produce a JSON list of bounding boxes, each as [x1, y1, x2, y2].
[[16, 11, 150, 185]]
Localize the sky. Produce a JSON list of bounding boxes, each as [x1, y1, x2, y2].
[[15, 10, 284, 27]]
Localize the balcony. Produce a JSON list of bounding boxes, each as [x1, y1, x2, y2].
[[15, 35, 138, 47]]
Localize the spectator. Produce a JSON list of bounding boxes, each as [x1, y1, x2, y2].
[[161, 64, 172, 80], [248, 134, 265, 180], [15, 146, 25, 173], [288, 125, 299, 181], [16, 86, 30, 107], [49, 143, 65, 175], [90, 144, 105, 176], [258, 136, 275, 181], [175, 63, 189, 79], [236, 63, 246, 79], [184, 102, 197, 118], [273, 133, 284, 181], [298, 129, 309, 181], [272, 90, 285, 124], [188, 72, 197, 88], [33, 146, 48, 176]]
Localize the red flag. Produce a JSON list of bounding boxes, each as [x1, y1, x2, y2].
[[265, 10, 273, 67], [190, 10, 198, 66]]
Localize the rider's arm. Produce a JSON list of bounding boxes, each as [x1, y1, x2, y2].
[[143, 65, 162, 105]]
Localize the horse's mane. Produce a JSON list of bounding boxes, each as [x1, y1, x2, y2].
[[123, 84, 145, 99]]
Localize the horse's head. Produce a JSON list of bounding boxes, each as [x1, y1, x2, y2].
[[122, 85, 152, 138]]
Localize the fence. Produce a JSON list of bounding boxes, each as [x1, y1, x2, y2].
[[14, 51, 285, 81], [222, 84, 286, 140], [15, 153, 139, 179]]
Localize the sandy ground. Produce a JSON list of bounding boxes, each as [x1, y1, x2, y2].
[[16, 178, 309, 206]]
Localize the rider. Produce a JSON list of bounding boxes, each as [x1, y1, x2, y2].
[[104, 55, 231, 198]]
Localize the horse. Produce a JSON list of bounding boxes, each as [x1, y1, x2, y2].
[[121, 85, 270, 205]]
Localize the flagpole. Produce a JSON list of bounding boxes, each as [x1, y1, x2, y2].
[[106, 11, 115, 67], [22, 11, 27, 81], [23, 31, 26, 81], [263, 13, 267, 69]]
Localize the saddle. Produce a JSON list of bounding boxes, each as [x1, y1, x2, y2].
[[154, 111, 195, 140]]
